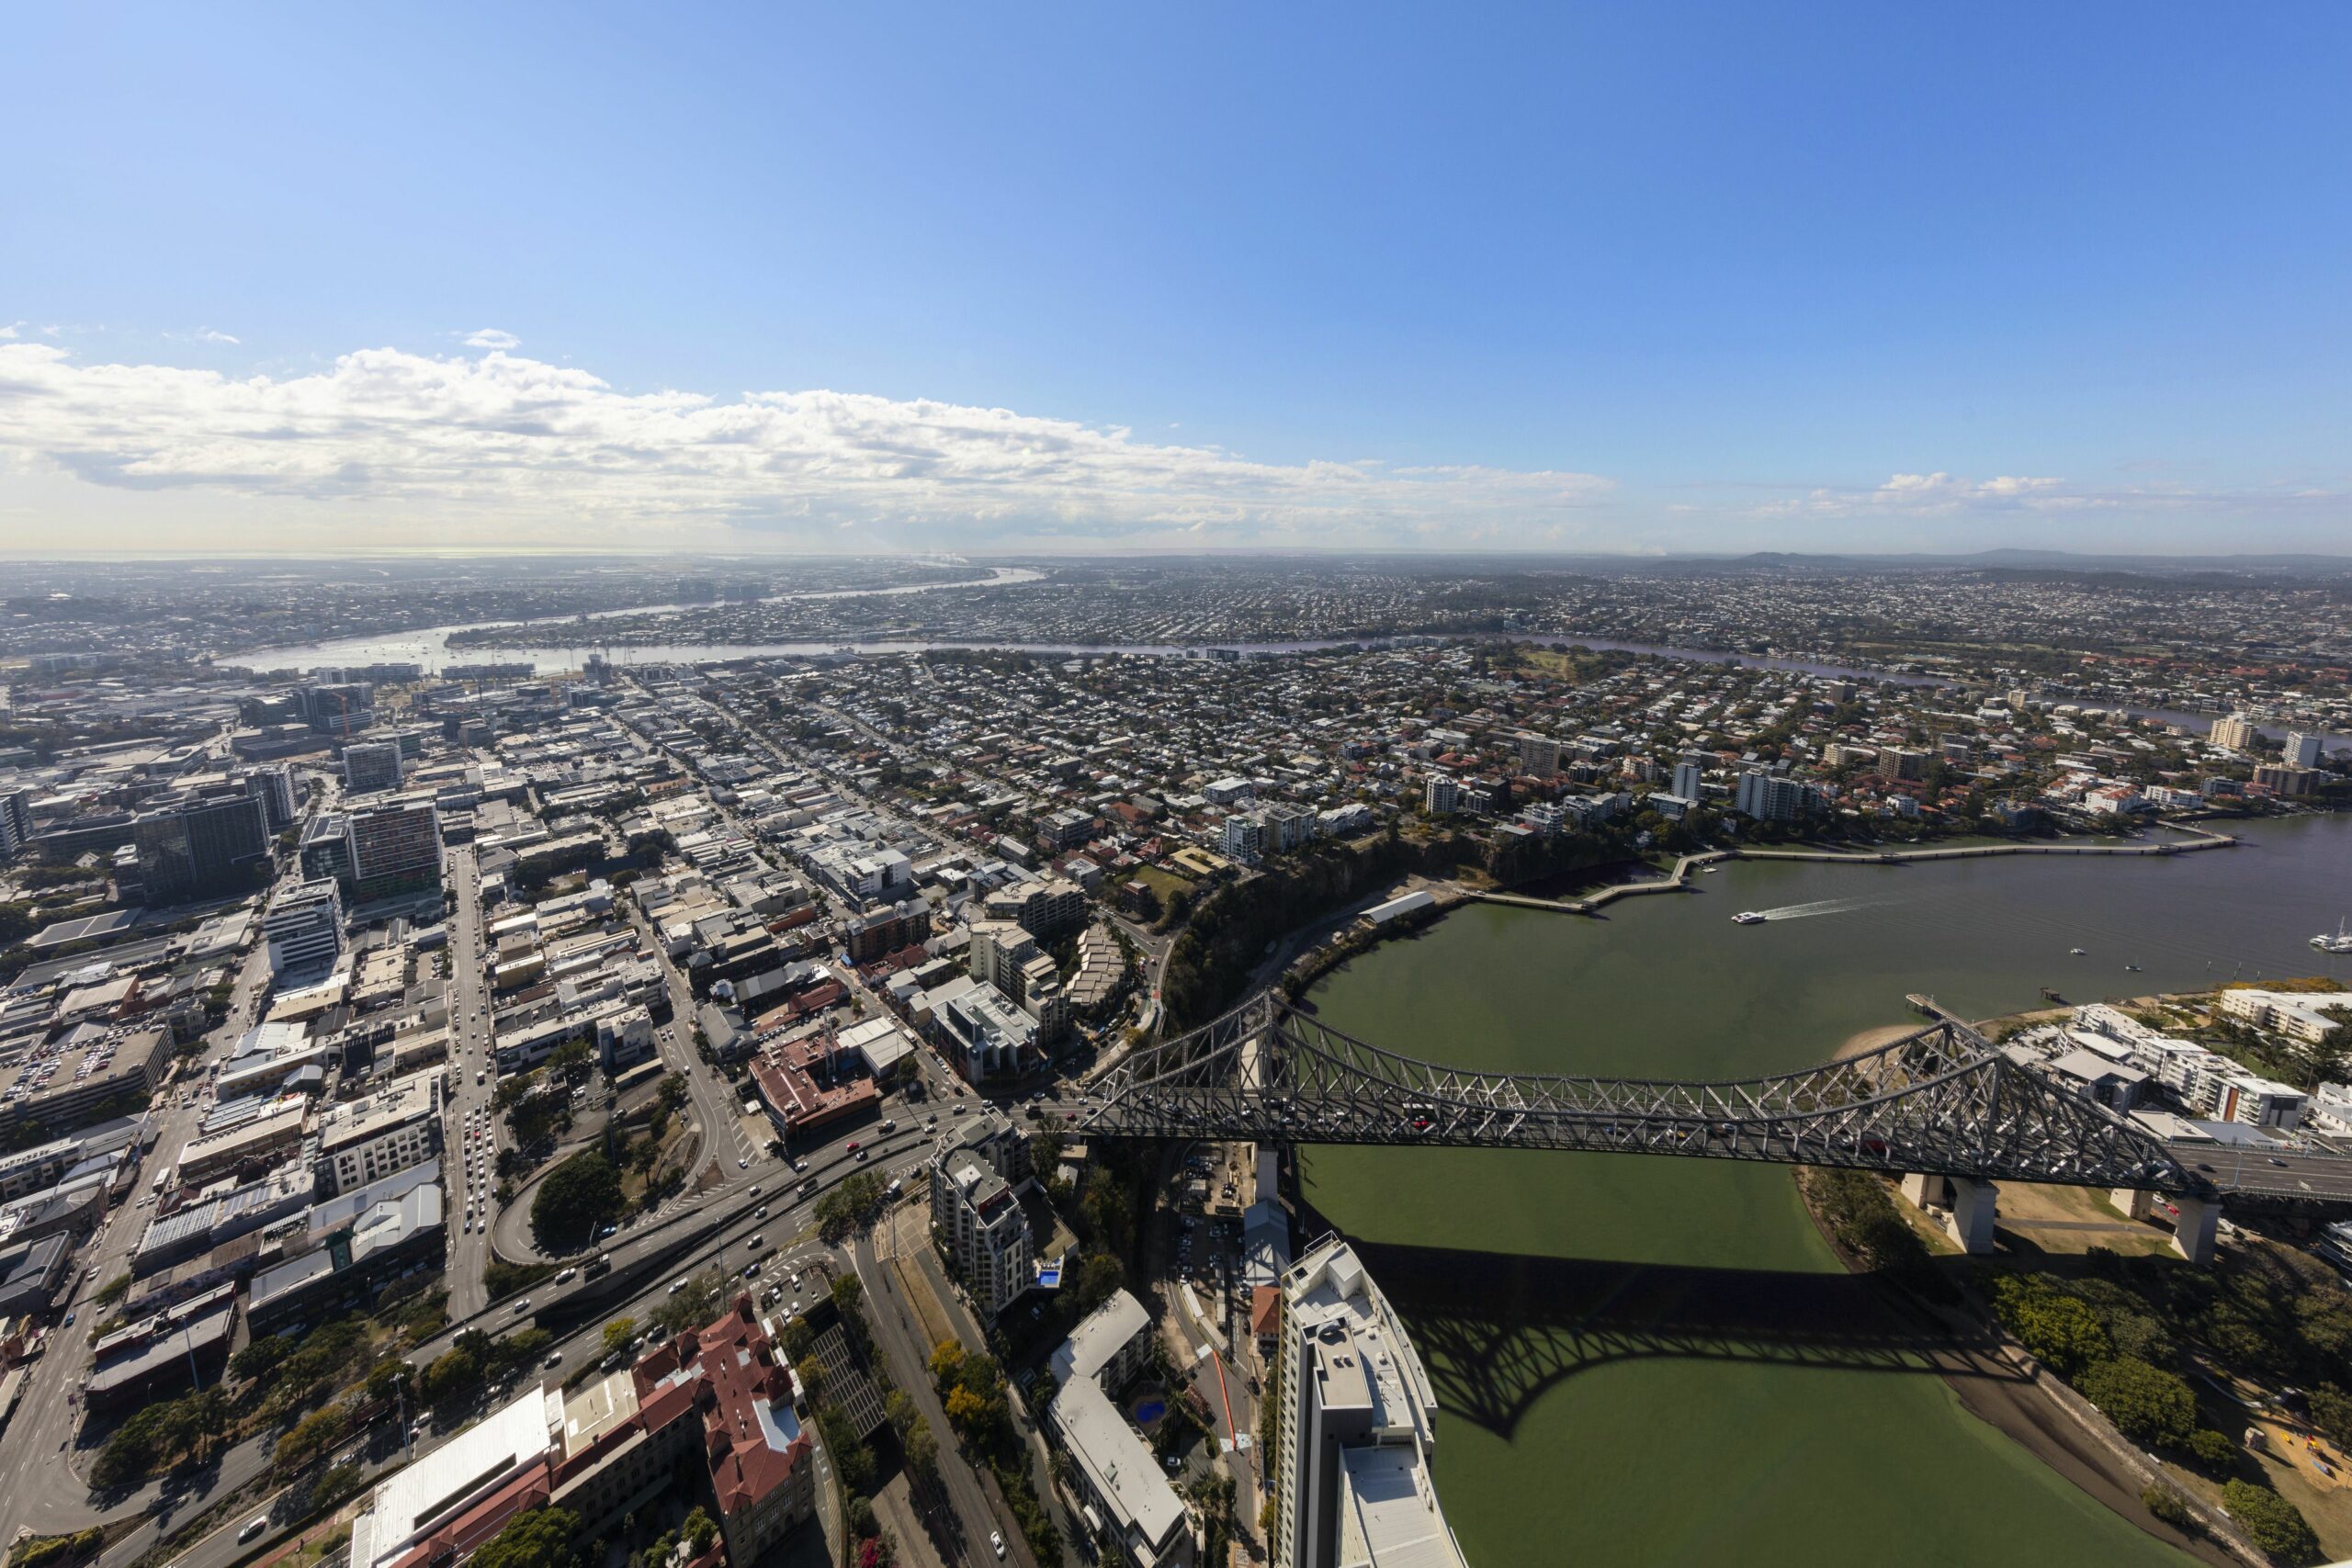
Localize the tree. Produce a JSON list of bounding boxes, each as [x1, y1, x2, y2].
[[532, 1151, 624, 1252], [902, 1413, 940, 1481], [2141, 1483, 2199, 1532], [602, 1318, 639, 1358], [548, 1040, 594, 1080], [944, 1385, 989, 1433], [275, 1404, 352, 1474], [2077, 1356, 2197, 1449], [681, 1506, 718, 1557], [94, 1274, 130, 1308], [2221, 1481, 2320, 1565], [473, 1506, 582, 1568], [232, 1333, 297, 1383], [423, 1343, 485, 1409], [884, 1388, 916, 1437], [1993, 1279, 2112, 1380]]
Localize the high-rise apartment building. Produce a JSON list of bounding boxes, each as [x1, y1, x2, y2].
[[2210, 713, 2258, 751], [1271, 1237, 1465, 1568], [2285, 731, 2324, 770], [246, 764, 299, 829], [0, 787, 32, 859], [264, 878, 345, 978], [1735, 771, 1820, 823], [930, 1114, 1035, 1318], [1424, 775, 1461, 816], [344, 797, 443, 901], [1671, 760, 1703, 800], [342, 741, 405, 796]]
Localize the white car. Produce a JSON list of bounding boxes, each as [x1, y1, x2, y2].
[[989, 1531, 1004, 1558]]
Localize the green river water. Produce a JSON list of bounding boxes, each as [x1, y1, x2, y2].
[[1301, 814, 2352, 1568]]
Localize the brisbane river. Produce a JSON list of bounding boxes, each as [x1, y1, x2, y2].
[[1301, 813, 2352, 1568]]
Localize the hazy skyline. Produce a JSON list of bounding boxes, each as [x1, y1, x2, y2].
[[4, 5, 2348, 557]]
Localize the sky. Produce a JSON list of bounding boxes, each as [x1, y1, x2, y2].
[[2, 4, 2348, 558]]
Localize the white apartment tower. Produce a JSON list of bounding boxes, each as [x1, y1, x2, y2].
[[1272, 1237, 1465, 1568], [264, 877, 345, 978]]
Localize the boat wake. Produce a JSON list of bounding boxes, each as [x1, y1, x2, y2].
[[1757, 897, 1879, 922]]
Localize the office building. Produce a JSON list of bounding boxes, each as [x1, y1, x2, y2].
[[131, 794, 270, 905], [2285, 731, 2324, 770], [265, 878, 345, 978], [1272, 1237, 1465, 1568], [300, 681, 375, 737], [345, 797, 444, 901], [343, 741, 406, 796]]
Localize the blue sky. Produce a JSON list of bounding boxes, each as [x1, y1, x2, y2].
[[2, 4, 2347, 555]]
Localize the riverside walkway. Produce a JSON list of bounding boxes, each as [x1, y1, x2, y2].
[[1464, 823, 2236, 916]]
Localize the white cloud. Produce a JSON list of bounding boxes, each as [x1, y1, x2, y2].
[[0, 322, 18, 341], [0, 340, 1614, 548], [464, 328, 521, 350], [193, 329, 240, 345]]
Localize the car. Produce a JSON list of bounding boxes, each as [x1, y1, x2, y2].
[[748, 1235, 764, 1249], [748, 1184, 761, 1197], [738, 1156, 749, 1169], [755, 1204, 769, 1219], [240, 1517, 269, 1544], [555, 1267, 577, 1284], [513, 1298, 531, 1313], [2270, 1156, 2290, 1168], [62, 1311, 74, 1327], [545, 1351, 564, 1369], [845, 1141, 861, 1155], [670, 1279, 688, 1295], [989, 1530, 1004, 1558], [855, 1147, 868, 1161]]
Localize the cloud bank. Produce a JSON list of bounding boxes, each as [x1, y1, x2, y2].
[[0, 340, 1612, 549], [0, 337, 2335, 554]]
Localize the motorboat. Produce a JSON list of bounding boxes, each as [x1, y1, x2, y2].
[[2312, 919, 2352, 955], [1732, 911, 1766, 925], [2068, 947, 2087, 955]]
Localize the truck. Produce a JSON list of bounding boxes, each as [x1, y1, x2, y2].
[[583, 1255, 612, 1280]]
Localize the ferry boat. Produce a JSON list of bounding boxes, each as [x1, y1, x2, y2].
[[1732, 911, 1766, 925], [2314, 919, 2352, 955]]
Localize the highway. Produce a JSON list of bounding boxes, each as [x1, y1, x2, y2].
[[443, 843, 500, 1317], [98, 1122, 939, 1568]]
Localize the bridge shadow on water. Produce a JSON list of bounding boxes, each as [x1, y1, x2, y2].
[[1342, 1236, 2019, 1443]]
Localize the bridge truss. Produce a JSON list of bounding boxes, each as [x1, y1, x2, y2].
[[1081, 992, 2204, 1195]]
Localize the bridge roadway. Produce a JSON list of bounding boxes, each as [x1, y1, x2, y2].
[[1077, 993, 2352, 1213]]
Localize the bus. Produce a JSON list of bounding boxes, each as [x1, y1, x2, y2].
[[611, 1059, 663, 1096]]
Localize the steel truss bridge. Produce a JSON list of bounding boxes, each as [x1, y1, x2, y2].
[[1081, 992, 2256, 1199]]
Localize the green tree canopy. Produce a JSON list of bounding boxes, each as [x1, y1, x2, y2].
[[2221, 1481, 2320, 1565], [532, 1152, 623, 1252], [2077, 1356, 2197, 1449], [474, 1507, 581, 1568]]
